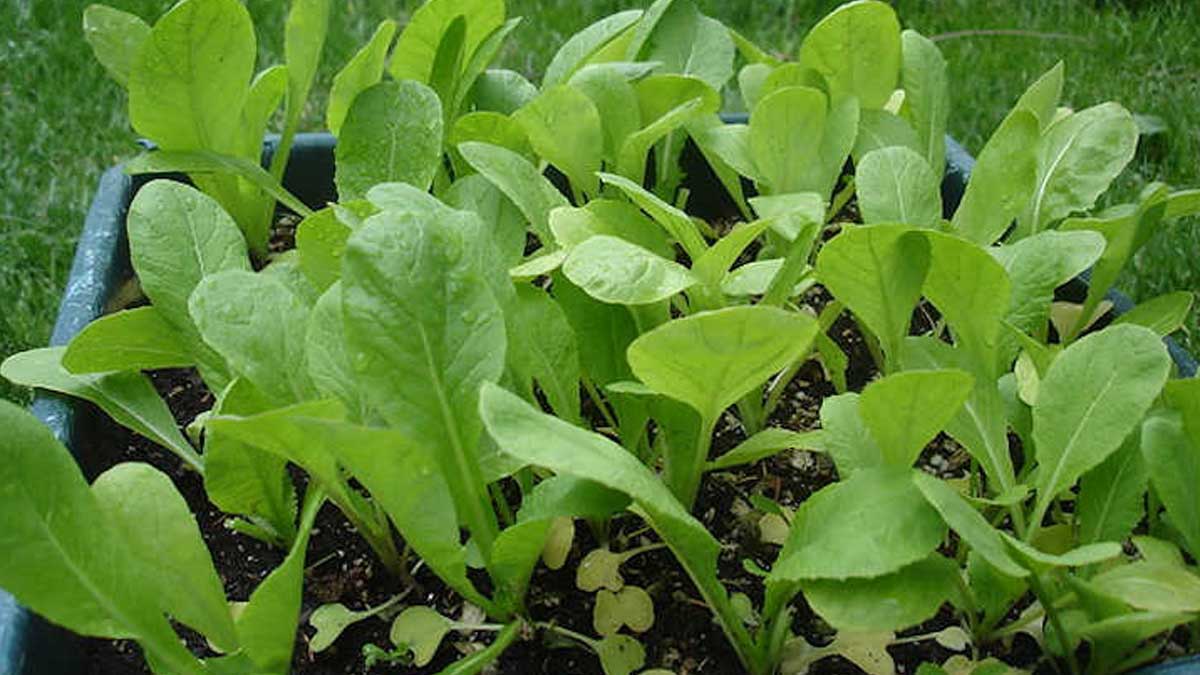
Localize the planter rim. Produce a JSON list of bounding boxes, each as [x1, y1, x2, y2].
[[0, 128, 1194, 675]]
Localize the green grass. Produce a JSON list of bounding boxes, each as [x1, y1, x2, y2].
[[2, 0, 1197, 402]]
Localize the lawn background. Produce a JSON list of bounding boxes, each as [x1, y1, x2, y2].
[[2, 0, 1197, 402]]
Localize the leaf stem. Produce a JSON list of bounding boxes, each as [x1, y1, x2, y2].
[[1027, 573, 1080, 675]]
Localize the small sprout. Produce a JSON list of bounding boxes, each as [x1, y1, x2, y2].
[[758, 513, 790, 546], [542, 516, 575, 570], [310, 604, 356, 653], [932, 626, 971, 652], [362, 643, 410, 669], [577, 548, 627, 592], [595, 634, 647, 675], [389, 606, 453, 667], [594, 585, 655, 636], [730, 592, 759, 628]]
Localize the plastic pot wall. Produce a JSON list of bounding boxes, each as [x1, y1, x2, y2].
[[0, 128, 1194, 674]]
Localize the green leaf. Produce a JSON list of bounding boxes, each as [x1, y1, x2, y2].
[[305, 284, 369, 420], [1002, 534, 1121, 570], [912, 472, 1028, 578], [514, 85, 604, 196], [295, 206, 352, 293], [553, 274, 639, 388], [815, 224, 929, 365], [390, 606, 453, 667], [578, 548, 628, 592], [797, 0, 900, 109], [950, 110, 1039, 245], [478, 384, 761, 673], [283, 0, 332, 133], [471, 68, 538, 114], [968, 551, 1027, 629], [618, 93, 709, 184], [989, 230, 1105, 363], [128, 0, 254, 154], [238, 66, 288, 163], [749, 192, 826, 241], [343, 207, 505, 555], [189, 270, 315, 404], [595, 172, 708, 259], [595, 634, 646, 675], [569, 64, 644, 166], [335, 80, 443, 200], [1023, 103, 1140, 234], [1014, 62, 1065, 131], [708, 428, 824, 471], [445, 174, 529, 268], [544, 10, 642, 87], [1, 347, 200, 471], [450, 112, 531, 161], [629, 1, 733, 91], [803, 556, 956, 632], [518, 476, 631, 524], [562, 235, 697, 306], [92, 463, 237, 652], [750, 86, 858, 198], [489, 519, 552, 610], [856, 147, 942, 227], [449, 17, 523, 118], [82, 4, 150, 88], [389, 0, 504, 83], [202, 378, 296, 546], [458, 141, 568, 245], [921, 231, 1011, 375], [327, 19, 397, 137], [899, 30, 949, 173], [62, 306, 191, 373], [127, 180, 249, 385], [506, 285, 581, 423], [1030, 325, 1170, 528], [852, 110, 921, 164], [627, 306, 819, 423], [1093, 562, 1200, 613], [859, 369, 974, 467], [817, 393, 882, 479], [773, 467, 945, 581], [594, 586, 655, 635], [236, 488, 321, 671], [428, 16, 467, 113], [0, 401, 204, 674], [1141, 408, 1200, 559], [1077, 434, 1147, 544], [550, 200, 672, 259], [1113, 291, 1195, 336]]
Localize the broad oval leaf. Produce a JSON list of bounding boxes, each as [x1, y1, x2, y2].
[[797, 0, 900, 109], [388, 0, 504, 84], [899, 30, 949, 173], [921, 231, 1012, 376], [82, 5, 150, 88], [950, 110, 1040, 245], [562, 235, 697, 306], [859, 369, 974, 467], [749, 86, 826, 195], [1092, 562, 1200, 613], [458, 141, 569, 245], [327, 19, 398, 137], [773, 467, 945, 580], [627, 306, 820, 422], [1031, 325, 1170, 526], [912, 471, 1028, 578], [334, 80, 443, 200], [63, 306, 191, 374], [856, 147, 942, 227], [513, 85, 604, 196], [803, 555, 957, 632], [543, 10, 643, 87]]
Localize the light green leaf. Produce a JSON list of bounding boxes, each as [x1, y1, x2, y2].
[[709, 428, 824, 471], [1141, 408, 1200, 560], [1093, 563, 1200, 613], [596, 172, 708, 259], [618, 97, 707, 185], [478, 384, 760, 672], [236, 488, 321, 671], [628, 306, 819, 423], [773, 467, 945, 580], [803, 556, 957, 632], [544, 10, 643, 87], [1077, 434, 1147, 544], [553, 274, 639, 389], [596, 634, 646, 675], [749, 192, 826, 241], [1030, 325, 1170, 528], [450, 111, 530, 160], [506, 286, 581, 423], [550, 200, 672, 259], [92, 463, 237, 652], [283, 0, 332, 134], [750, 86, 844, 196], [562, 235, 697, 306], [82, 4, 150, 88], [912, 472, 1028, 578], [389, 0, 504, 84], [514, 85, 604, 196], [578, 548, 628, 593], [238, 65, 288, 163], [390, 606, 453, 667], [569, 64, 644, 165], [1023, 103, 1140, 234], [856, 147, 942, 227], [1014, 62, 1064, 131], [852, 110, 921, 164], [1002, 534, 1121, 570], [471, 68, 538, 114], [899, 30, 949, 173], [815, 224, 929, 364], [327, 19, 397, 137], [62, 307, 191, 373], [950, 110, 1039, 245], [129, 0, 254, 154], [489, 519, 552, 608], [444, 174, 529, 268], [1114, 291, 1195, 336], [449, 17, 523, 118], [189, 270, 315, 404], [859, 369, 974, 467], [458, 141, 568, 245], [594, 586, 655, 635], [1, 347, 200, 471], [817, 393, 882, 479], [126, 179, 249, 386], [343, 207, 505, 555], [921, 231, 1011, 375], [335, 80, 443, 200], [797, 0, 900, 109], [630, 1, 733, 91], [306, 284, 369, 420], [295, 206, 352, 293], [0, 401, 204, 674]]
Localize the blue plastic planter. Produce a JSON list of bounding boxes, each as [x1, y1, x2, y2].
[[0, 129, 1194, 674]]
